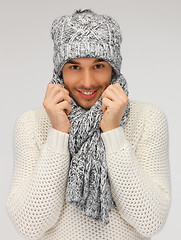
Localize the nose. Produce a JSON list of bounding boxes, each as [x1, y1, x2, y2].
[[80, 69, 96, 90]]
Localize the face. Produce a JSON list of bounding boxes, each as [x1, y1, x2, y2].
[[61, 57, 114, 110]]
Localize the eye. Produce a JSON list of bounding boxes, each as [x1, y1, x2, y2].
[[70, 65, 80, 70], [94, 64, 104, 69]]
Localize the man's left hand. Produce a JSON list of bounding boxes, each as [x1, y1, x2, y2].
[[100, 83, 129, 132]]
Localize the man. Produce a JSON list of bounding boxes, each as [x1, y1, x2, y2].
[[6, 9, 171, 240]]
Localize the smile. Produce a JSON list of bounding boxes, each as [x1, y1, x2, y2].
[[78, 90, 97, 99]]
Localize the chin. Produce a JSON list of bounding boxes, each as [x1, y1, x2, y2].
[[77, 101, 94, 110], [79, 104, 92, 110]]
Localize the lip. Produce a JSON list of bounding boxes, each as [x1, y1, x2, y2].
[[78, 90, 97, 99]]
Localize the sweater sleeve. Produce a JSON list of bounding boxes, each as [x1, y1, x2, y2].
[[6, 110, 70, 240], [101, 104, 171, 238]]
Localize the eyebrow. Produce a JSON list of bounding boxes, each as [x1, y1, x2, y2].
[[65, 58, 106, 64]]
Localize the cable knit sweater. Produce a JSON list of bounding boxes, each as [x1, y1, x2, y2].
[[6, 99, 171, 240]]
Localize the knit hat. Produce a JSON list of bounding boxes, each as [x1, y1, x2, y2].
[[50, 8, 123, 81], [49, 9, 130, 225]]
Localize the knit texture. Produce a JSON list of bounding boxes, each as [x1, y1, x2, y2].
[[50, 8, 131, 224], [50, 72, 130, 225], [51, 9, 123, 78], [6, 99, 171, 240]]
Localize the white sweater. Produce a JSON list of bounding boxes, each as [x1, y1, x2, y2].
[[6, 99, 171, 240]]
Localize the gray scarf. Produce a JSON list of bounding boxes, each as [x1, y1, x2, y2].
[[50, 70, 130, 225]]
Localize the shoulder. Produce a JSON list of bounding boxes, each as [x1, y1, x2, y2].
[[124, 99, 168, 148], [15, 106, 49, 125], [129, 98, 169, 134], [14, 106, 51, 147], [129, 98, 168, 122]]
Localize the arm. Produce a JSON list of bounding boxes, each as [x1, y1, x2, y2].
[[6, 110, 70, 240], [101, 104, 171, 238]]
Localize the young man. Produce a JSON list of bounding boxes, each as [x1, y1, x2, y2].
[[6, 9, 171, 240]]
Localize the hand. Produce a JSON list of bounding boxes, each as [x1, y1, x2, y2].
[[43, 83, 72, 134], [100, 83, 129, 132]]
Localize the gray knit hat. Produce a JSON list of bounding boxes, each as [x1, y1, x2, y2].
[[50, 8, 123, 79]]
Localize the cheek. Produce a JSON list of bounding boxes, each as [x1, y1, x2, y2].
[[62, 70, 78, 84], [104, 74, 112, 86], [61, 71, 72, 88]]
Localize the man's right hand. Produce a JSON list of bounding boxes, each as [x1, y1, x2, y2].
[[43, 83, 72, 134]]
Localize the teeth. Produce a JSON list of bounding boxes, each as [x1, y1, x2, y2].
[[81, 91, 95, 95]]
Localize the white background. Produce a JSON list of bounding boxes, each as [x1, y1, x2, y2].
[[1, 0, 180, 239]]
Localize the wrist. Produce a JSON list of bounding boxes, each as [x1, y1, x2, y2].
[[52, 126, 70, 134], [46, 127, 69, 154], [101, 125, 120, 133], [101, 126, 128, 153]]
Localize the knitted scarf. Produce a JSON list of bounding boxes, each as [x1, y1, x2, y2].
[[50, 70, 130, 225]]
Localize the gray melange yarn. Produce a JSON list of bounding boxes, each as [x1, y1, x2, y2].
[[49, 9, 130, 225]]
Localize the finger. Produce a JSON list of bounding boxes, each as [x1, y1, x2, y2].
[[47, 83, 70, 99], [112, 83, 128, 97], [53, 91, 72, 105], [112, 83, 129, 101], [102, 87, 119, 102], [57, 100, 72, 115], [103, 84, 127, 103], [47, 86, 72, 105], [102, 97, 113, 113]]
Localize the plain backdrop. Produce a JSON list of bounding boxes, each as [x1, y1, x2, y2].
[[1, 0, 180, 239]]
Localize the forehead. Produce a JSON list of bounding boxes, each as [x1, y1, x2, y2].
[[65, 57, 106, 64]]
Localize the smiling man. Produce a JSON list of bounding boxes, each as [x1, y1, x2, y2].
[[6, 8, 171, 240], [62, 57, 114, 110]]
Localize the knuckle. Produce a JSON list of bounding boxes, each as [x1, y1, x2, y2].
[[64, 100, 69, 106], [59, 90, 66, 98], [55, 85, 61, 91], [52, 84, 61, 90], [58, 85, 64, 91], [68, 96, 72, 102], [64, 88, 69, 94], [59, 91, 64, 97], [124, 96, 129, 103], [48, 83, 54, 88], [43, 100, 47, 107], [102, 97, 106, 103]]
